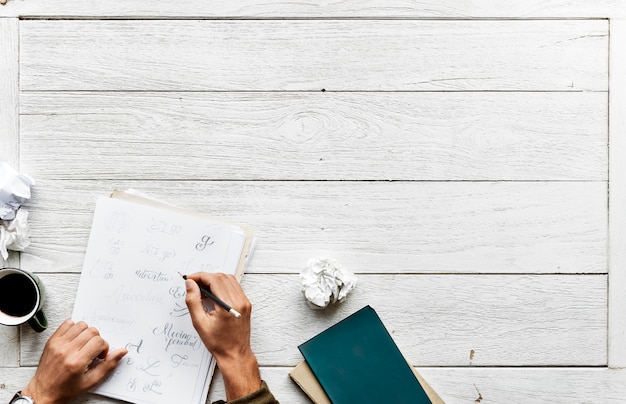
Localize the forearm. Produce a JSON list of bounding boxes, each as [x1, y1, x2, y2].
[[184, 274, 275, 402], [216, 351, 262, 401]]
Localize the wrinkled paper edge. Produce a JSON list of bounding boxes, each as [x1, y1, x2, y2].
[[0, 162, 34, 259]]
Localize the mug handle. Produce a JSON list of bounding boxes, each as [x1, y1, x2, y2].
[[28, 309, 48, 333]]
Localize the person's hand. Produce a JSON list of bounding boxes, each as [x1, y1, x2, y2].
[[185, 272, 261, 400], [184, 272, 252, 359], [21, 319, 127, 404]]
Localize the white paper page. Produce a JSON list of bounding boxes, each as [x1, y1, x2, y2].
[[72, 197, 246, 404]]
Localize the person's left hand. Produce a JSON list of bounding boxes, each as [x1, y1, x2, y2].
[[21, 319, 127, 404]]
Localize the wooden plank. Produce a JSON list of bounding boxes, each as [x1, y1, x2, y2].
[[418, 367, 626, 403], [0, 17, 20, 271], [18, 273, 607, 367], [2, 366, 626, 403], [19, 20, 608, 91], [0, 326, 18, 367], [21, 180, 607, 275], [0, 17, 20, 368], [2, 1, 625, 18], [0, 18, 18, 167], [19, 92, 608, 181], [609, 19, 626, 369]]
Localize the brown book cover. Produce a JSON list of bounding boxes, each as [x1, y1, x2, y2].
[[290, 356, 444, 403]]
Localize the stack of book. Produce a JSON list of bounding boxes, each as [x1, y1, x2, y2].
[[290, 306, 443, 404]]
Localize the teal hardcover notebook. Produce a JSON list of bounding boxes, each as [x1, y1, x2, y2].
[[298, 306, 431, 404]]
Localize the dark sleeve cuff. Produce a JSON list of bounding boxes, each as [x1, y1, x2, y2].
[[212, 380, 279, 404]]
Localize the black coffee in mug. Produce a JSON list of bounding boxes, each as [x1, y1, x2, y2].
[[0, 273, 38, 316], [0, 268, 47, 332]]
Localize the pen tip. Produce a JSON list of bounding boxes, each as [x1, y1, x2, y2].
[[177, 272, 186, 279]]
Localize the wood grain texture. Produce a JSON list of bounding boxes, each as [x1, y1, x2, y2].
[[0, 18, 20, 368], [608, 19, 626, 369], [17, 273, 607, 367], [0, 367, 626, 404], [2, 7, 617, 402], [20, 180, 607, 275], [19, 20, 608, 91], [1, 0, 625, 18], [3, 366, 626, 404], [0, 18, 18, 168], [20, 92, 608, 181], [0, 325, 18, 367], [418, 367, 626, 403]]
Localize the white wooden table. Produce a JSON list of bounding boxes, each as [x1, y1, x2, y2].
[[2, 2, 626, 402]]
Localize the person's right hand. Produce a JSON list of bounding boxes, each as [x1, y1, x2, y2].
[[184, 272, 261, 401]]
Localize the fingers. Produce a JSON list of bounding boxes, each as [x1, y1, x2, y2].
[[54, 321, 120, 370], [210, 274, 251, 317], [72, 326, 102, 351], [62, 320, 89, 342], [85, 348, 128, 387], [79, 332, 109, 359], [186, 272, 249, 309], [184, 278, 207, 325], [51, 318, 75, 339]]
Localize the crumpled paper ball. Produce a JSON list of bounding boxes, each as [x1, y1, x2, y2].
[[0, 208, 31, 260], [300, 257, 357, 309], [0, 162, 34, 259], [0, 162, 35, 221]]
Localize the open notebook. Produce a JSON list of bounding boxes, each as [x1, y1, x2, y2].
[[71, 190, 254, 404]]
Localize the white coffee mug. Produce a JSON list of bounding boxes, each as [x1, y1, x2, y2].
[[0, 267, 48, 332]]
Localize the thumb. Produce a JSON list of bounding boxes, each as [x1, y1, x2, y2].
[[185, 279, 206, 324], [85, 348, 127, 386], [100, 348, 127, 375], [108, 347, 128, 363]]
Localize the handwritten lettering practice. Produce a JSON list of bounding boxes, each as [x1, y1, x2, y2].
[[72, 196, 251, 404]]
